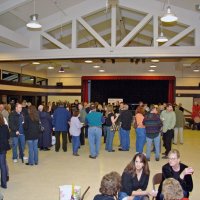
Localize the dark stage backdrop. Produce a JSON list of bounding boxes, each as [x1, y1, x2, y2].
[[91, 80, 169, 104]]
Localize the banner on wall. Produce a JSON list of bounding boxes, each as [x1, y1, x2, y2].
[[108, 98, 123, 105]]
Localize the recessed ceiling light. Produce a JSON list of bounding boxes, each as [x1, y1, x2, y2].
[[150, 65, 157, 68], [148, 69, 155, 72], [32, 62, 40, 65], [48, 66, 54, 70], [93, 65, 101, 69], [99, 69, 105, 73], [85, 60, 93, 63], [151, 59, 159, 63], [193, 69, 199, 72]]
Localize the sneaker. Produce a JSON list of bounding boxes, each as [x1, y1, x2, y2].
[[23, 157, 28, 160], [13, 159, 18, 163], [162, 155, 168, 159]]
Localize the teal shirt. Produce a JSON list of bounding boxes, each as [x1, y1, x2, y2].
[[86, 111, 104, 127]]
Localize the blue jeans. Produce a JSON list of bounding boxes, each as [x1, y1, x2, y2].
[[0, 152, 7, 188], [12, 135, 25, 160], [88, 127, 102, 157], [146, 134, 160, 160], [105, 126, 114, 151], [121, 128, 130, 151], [136, 128, 146, 153], [118, 192, 147, 200], [27, 139, 38, 165], [72, 136, 80, 154]]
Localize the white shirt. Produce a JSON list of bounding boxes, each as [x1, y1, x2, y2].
[[69, 116, 83, 136]]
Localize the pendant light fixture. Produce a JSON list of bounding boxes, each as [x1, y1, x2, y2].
[[161, 0, 178, 23], [58, 67, 65, 73], [26, 0, 42, 29], [156, 22, 168, 43]]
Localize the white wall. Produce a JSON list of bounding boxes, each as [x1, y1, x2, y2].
[[175, 97, 193, 113], [48, 96, 81, 103]]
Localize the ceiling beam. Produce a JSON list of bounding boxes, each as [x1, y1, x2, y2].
[[0, 0, 31, 15], [78, 17, 110, 48], [119, 0, 200, 28], [1, 46, 200, 61], [117, 13, 152, 47], [41, 32, 69, 49], [40, 0, 107, 32], [111, 5, 117, 47], [0, 25, 29, 48], [161, 26, 195, 47]]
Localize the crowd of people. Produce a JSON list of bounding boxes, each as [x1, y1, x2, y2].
[[94, 150, 194, 200], [0, 99, 197, 200]]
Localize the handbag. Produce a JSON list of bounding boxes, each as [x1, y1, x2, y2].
[[110, 124, 118, 132]]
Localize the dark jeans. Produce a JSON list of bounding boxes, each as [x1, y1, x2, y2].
[[0, 152, 7, 188], [55, 131, 67, 152], [163, 129, 174, 156]]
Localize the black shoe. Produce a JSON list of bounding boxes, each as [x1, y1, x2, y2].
[[89, 155, 96, 159], [73, 153, 80, 156], [155, 158, 160, 161], [26, 163, 33, 166], [1, 185, 7, 189], [108, 150, 115, 152], [147, 158, 150, 161], [118, 148, 124, 151], [43, 148, 50, 151], [40, 147, 44, 151], [162, 155, 168, 159]]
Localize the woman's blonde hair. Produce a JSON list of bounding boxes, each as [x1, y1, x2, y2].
[[162, 178, 183, 200]]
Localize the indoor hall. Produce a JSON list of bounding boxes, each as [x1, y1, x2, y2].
[[0, 0, 200, 200], [0, 129, 199, 200]]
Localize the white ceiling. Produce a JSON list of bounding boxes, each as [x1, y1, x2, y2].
[[0, 0, 200, 76]]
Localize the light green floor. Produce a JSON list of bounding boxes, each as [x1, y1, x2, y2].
[[1, 129, 199, 200]]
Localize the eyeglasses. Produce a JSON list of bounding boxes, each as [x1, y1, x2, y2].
[[168, 157, 177, 161]]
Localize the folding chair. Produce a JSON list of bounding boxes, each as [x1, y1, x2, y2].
[[152, 173, 162, 200]]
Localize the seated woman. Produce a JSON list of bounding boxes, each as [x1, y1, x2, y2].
[[93, 171, 121, 200], [162, 178, 183, 200], [156, 149, 194, 200], [119, 153, 156, 200]]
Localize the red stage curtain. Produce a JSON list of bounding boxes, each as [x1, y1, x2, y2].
[[82, 80, 88, 102], [168, 80, 175, 103]]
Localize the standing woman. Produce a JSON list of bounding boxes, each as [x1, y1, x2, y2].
[[105, 105, 119, 152], [0, 113, 10, 188], [119, 153, 156, 200], [38, 105, 52, 151], [69, 110, 83, 156], [24, 105, 41, 166], [135, 106, 146, 153]]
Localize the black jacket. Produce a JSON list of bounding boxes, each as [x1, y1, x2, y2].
[[120, 110, 132, 130], [156, 163, 193, 199], [9, 111, 23, 137], [24, 115, 41, 140], [0, 125, 10, 152], [120, 171, 149, 196]]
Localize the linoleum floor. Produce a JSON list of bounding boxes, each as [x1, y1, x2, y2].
[[1, 129, 199, 200]]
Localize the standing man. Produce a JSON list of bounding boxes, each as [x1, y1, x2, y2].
[[160, 103, 176, 159], [118, 104, 132, 151], [9, 103, 25, 163], [52, 102, 71, 152], [86, 103, 105, 159]]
